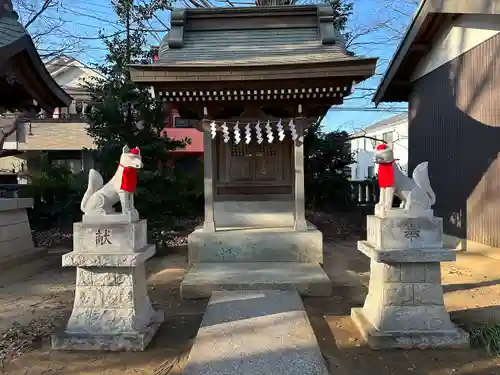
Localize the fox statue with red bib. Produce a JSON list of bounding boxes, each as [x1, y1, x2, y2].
[[80, 145, 143, 221], [374, 143, 435, 217]]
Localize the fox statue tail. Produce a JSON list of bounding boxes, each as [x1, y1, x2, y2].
[[412, 161, 436, 206], [80, 169, 104, 213]]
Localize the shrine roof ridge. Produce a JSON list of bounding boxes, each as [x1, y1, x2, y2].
[[176, 4, 320, 17], [129, 4, 379, 72]]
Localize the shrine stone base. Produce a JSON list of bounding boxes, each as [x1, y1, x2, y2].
[[183, 222, 330, 299], [187, 222, 323, 263], [351, 241, 469, 349], [52, 220, 163, 351]]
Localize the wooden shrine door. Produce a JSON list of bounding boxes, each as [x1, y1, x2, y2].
[[216, 138, 293, 197]]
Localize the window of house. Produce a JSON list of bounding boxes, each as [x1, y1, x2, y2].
[[382, 131, 394, 144], [74, 101, 84, 115], [174, 118, 197, 128], [51, 158, 82, 174], [367, 166, 375, 179]]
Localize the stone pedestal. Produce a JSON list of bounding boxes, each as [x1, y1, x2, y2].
[[351, 215, 469, 349], [0, 198, 43, 268], [52, 218, 163, 351]]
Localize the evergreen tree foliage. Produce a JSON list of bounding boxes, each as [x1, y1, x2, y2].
[[301, 0, 357, 210], [84, 0, 202, 241], [304, 122, 355, 211]]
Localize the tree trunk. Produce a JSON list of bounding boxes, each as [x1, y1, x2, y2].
[[0, 110, 35, 151], [0, 122, 17, 151]]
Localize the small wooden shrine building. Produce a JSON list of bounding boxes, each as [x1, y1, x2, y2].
[[130, 5, 377, 298]]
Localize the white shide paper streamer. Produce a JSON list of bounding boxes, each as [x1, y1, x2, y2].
[[245, 123, 251, 144], [276, 119, 285, 142], [265, 120, 274, 143], [221, 122, 229, 143], [210, 121, 217, 139], [289, 119, 297, 141], [255, 121, 263, 144], [233, 121, 241, 144]]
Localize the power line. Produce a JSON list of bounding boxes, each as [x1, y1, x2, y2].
[[329, 107, 406, 112], [58, 6, 123, 30], [76, 0, 118, 10]]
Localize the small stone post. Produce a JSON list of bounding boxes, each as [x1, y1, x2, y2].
[[51, 218, 164, 351], [351, 213, 469, 349]]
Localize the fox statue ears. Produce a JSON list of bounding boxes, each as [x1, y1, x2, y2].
[[122, 145, 141, 155]]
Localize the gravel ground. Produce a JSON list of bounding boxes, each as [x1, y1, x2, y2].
[[2, 212, 500, 375]]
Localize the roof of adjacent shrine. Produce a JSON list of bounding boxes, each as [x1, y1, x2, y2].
[[0, 1, 72, 111], [129, 5, 377, 84]]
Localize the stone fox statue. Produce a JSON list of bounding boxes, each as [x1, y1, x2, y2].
[[81, 145, 143, 216], [374, 144, 436, 211]]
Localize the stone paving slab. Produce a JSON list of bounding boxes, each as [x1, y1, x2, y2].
[[183, 290, 330, 375], [180, 262, 332, 299]]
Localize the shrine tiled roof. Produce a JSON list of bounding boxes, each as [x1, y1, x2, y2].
[[153, 5, 366, 68], [129, 4, 378, 104], [0, 11, 25, 49]]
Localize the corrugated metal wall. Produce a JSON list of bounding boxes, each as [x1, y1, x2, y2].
[[409, 33, 500, 247]]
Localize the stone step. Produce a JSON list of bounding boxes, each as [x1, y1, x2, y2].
[[183, 290, 330, 375], [180, 262, 332, 299], [188, 224, 323, 263]]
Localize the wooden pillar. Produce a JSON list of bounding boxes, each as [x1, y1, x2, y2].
[[293, 122, 307, 231], [203, 130, 216, 232]]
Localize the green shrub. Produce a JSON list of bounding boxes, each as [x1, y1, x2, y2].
[[19, 163, 86, 231]]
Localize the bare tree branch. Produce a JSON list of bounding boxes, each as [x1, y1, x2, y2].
[[14, 0, 86, 57], [22, 0, 58, 29]]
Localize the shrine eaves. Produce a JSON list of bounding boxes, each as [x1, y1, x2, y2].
[[129, 5, 378, 121]]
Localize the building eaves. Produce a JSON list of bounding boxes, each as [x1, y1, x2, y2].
[[350, 113, 408, 137], [0, 8, 72, 110], [373, 0, 500, 105]]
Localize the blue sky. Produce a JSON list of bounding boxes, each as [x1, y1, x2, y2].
[[17, 0, 418, 132]]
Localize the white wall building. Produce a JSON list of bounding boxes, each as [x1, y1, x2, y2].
[[349, 113, 408, 181], [0, 55, 103, 174]]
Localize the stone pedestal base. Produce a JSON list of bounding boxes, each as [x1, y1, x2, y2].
[[188, 223, 323, 263], [351, 308, 469, 349], [0, 198, 39, 267], [52, 220, 163, 351], [52, 311, 163, 351], [352, 238, 469, 350]]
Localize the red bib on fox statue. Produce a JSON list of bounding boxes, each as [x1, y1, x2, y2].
[[376, 144, 395, 188], [120, 147, 139, 192]]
